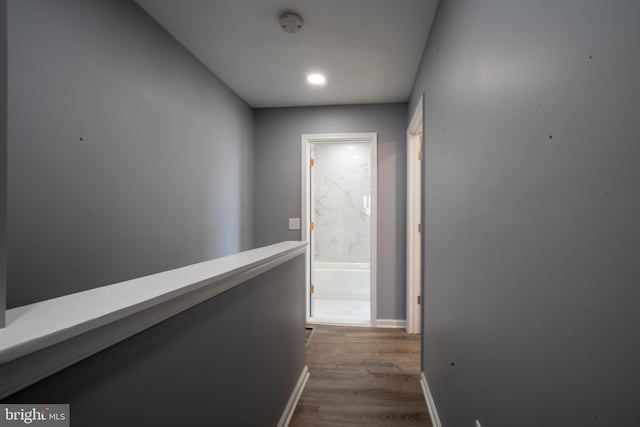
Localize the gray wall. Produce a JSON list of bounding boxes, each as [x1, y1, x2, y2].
[[0, 0, 6, 326], [410, 0, 640, 426], [2, 256, 306, 427], [254, 104, 407, 320], [7, 0, 253, 308]]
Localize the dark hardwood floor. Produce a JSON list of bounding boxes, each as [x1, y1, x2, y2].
[[290, 325, 431, 427]]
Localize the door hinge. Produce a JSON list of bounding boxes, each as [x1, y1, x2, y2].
[[310, 284, 315, 294], [310, 158, 315, 167], [418, 223, 422, 233], [310, 222, 315, 231], [417, 295, 422, 305], [418, 151, 423, 161]]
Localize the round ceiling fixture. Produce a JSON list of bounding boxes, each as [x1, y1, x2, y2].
[[279, 12, 304, 33]]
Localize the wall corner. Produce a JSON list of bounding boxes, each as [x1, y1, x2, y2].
[[0, 0, 7, 328]]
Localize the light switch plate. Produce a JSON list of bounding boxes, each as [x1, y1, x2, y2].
[[288, 218, 301, 230]]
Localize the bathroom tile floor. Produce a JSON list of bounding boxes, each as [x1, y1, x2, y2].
[[312, 298, 370, 324]]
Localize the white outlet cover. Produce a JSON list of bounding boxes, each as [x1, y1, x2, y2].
[[288, 218, 301, 230]]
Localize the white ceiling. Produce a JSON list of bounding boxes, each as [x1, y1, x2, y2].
[[134, 0, 438, 108]]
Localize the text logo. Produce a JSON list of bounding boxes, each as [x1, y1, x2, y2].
[[0, 405, 69, 427]]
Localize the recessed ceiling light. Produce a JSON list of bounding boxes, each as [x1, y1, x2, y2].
[[307, 73, 326, 86], [347, 146, 356, 150]]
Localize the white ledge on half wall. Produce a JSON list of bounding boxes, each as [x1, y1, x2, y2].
[[0, 241, 307, 399]]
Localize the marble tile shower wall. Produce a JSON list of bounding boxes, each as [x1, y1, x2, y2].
[[312, 143, 371, 263]]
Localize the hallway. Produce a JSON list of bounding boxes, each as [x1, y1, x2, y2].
[[291, 326, 430, 426], [3, 1, 640, 425]]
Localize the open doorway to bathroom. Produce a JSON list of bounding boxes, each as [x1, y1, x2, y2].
[[302, 133, 377, 325]]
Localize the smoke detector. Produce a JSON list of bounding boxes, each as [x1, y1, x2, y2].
[[279, 12, 304, 33]]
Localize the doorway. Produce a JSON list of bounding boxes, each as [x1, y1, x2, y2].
[[406, 96, 423, 334], [301, 133, 377, 325]]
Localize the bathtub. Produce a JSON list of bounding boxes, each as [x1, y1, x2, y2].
[[312, 262, 370, 300]]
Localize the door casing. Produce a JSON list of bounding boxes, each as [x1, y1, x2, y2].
[[406, 97, 424, 334], [301, 132, 377, 326]]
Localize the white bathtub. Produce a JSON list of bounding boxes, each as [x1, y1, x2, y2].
[[312, 262, 370, 300]]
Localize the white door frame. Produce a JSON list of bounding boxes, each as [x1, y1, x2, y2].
[[406, 97, 424, 334], [301, 132, 377, 326]]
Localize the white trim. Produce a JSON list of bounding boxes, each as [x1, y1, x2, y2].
[[301, 133, 377, 327], [406, 96, 424, 334], [421, 371, 442, 427], [302, 133, 378, 144], [0, 241, 307, 399], [277, 365, 310, 427], [301, 137, 312, 326], [370, 134, 378, 326], [375, 319, 407, 329]]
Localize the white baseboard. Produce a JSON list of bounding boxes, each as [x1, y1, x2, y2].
[[375, 319, 407, 328], [278, 365, 310, 427], [421, 371, 442, 427]]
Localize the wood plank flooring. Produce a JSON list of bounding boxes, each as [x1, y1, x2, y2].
[[290, 325, 431, 427]]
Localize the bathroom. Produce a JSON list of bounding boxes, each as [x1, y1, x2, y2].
[[309, 140, 373, 324]]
